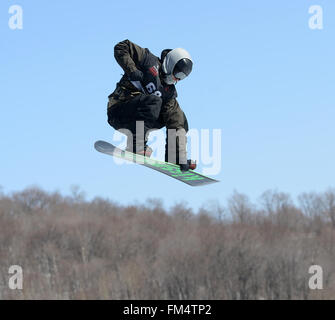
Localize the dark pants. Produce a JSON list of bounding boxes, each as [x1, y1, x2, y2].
[[107, 94, 163, 152]]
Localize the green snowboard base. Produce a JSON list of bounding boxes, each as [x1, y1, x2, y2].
[[94, 140, 219, 187]]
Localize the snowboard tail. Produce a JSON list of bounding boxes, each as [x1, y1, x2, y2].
[[94, 140, 219, 187]]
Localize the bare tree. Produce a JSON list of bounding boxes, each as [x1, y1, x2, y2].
[[322, 188, 335, 228], [228, 191, 253, 224], [0, 186, 335, 300]]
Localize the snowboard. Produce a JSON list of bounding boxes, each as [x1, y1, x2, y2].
[[94, 140, 219, 187]]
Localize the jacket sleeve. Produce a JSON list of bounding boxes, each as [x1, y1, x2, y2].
[[114, 39, 147, 75]]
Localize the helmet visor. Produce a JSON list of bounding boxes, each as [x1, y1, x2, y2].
[[173, 58, 193, 80]]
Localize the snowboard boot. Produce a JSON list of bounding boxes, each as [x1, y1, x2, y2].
[[136, 145, 153, 157], [126, 138, 153, 158], [179, 160, 197, 172]]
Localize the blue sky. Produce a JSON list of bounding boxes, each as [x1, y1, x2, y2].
[[1, 0, 334, 209]]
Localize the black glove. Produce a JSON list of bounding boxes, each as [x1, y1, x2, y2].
[[128, 69, 144, 82], [179, 160, 197, 172]]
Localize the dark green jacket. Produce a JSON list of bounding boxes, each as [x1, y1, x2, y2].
[[108, 39, 188, 132]]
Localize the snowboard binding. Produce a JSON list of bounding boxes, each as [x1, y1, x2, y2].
[[179, 160, 197, 172]]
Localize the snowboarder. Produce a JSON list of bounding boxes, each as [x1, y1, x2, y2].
[[107, 39, 196, 171]]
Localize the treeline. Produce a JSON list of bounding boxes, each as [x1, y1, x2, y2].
[[0, 186, 335, 300]]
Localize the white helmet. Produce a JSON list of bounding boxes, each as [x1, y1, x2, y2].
[[162, 48, 193, 85]]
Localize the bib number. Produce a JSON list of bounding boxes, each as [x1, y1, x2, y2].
[[145, 82, 162, 97]]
